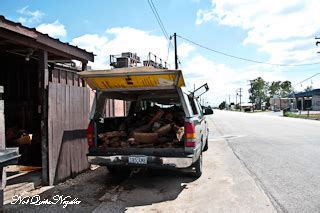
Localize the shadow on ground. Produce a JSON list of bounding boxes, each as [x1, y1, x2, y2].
[[5, 167, 197, 212]]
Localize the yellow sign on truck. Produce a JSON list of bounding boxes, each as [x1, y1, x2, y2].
[[79, 66, 185, 91]]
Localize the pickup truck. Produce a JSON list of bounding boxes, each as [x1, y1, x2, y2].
[[80, 66, 213, 177]]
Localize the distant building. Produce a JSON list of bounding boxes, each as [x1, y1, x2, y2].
[[239, 103, 255, 111], [269, 98, 293, 111], [294, 89, 320, 111]]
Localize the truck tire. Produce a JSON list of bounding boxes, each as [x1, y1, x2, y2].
[[107, 166, 117, 174], [192, 151, 203, 178], [107, 166, 131, 176], [203, 138, 208, 152]]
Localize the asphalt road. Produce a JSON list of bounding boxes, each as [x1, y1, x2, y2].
[[211, 110, 320, 213]]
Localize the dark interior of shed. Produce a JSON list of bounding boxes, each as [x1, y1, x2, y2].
[[0, 45, 42, 166]]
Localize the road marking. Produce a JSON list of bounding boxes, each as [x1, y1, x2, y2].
[[209, 135, 247, 141]]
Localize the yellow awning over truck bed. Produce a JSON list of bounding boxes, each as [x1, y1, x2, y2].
[[79, 66, 185, 91]]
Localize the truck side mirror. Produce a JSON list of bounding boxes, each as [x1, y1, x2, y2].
[[203, 108, 213, 115]]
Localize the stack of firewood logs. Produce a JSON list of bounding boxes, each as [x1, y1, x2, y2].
[[98, 106, 185, 148]]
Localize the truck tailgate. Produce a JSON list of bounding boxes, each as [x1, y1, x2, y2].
[[89, 147, 187, 157]]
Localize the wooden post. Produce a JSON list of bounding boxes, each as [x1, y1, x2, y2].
[[0, 86, 5, 207], [38, 50, 49, 185], [0, 86, 5, 150], [81, 61, 87, 87]]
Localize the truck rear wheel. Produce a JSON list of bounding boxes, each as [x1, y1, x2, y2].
[[203, 138, 208, 151], [192, 151, 203, 178], [107, 166, 131, 176]]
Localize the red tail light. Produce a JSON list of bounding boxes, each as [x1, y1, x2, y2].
[[185, 122, 196, 147], [87, 122, 94, 147]]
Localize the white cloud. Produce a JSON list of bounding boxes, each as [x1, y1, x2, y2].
[[17, 6, 44, 24], [72, 27, 178, 69], [72, 34, 110, 69], [196, 0, 320, 64], [181, 55, 286, 105], [71, 27, 289, 105], [196, 9, 216, 25], [36, 20, 67, 38], [178, 43, 195, 59], [105, 27, 168, 59]]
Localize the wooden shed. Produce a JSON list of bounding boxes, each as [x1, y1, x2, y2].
[[0, 16, 94, 185]]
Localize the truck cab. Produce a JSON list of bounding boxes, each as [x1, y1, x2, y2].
[[80, 66, 212, 177]]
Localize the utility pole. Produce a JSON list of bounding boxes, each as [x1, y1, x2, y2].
[[225, 97, 227, 110], [235, 90, 238, 109], [249, 80, 254, 112], [228, 95, 231, 110], [239, 88, 242, 111], [173, 33, 178, 70]]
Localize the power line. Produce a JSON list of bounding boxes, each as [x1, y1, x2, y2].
[[293, 72, 320, 87], [176, 34, 320, 67], [282, 67, 320, 72], [148, 0, 169, 40], [239, 88, 243, 111], [166, 39, 172, 63], [147, 0, 176, 64], [147, 1, 183, 68]]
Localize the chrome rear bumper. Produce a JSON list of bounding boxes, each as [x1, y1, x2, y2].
[[88, 155, 194, 168]]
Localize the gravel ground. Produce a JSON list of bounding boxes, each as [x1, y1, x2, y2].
[[5, 167, 126, 212]]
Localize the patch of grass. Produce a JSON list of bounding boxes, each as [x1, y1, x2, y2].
[[284, 112, 320, 120], [246, 110, 271, 113], [252, 110, 271, 113]]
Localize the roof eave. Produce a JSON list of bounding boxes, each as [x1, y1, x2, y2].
[[0, 16, 94, 62]]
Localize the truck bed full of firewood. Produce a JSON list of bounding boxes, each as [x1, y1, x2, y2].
[[97, 106, 185, 148]]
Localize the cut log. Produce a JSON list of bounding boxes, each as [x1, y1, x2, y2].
[[120, 141, 129, 147], [98, 131, 127, 139], [156, 137, 171, 144], [100, 138, 110, 146], [155, 124, 172, 136], [148, 109, 164, 125], [129, 124, 151, 137], [110, 141, 121, 147], [128, 138, 137, 145], [107, 136, 121, 147], [151, 122, 161, 132], [136, 144, 154, 148], [133, 132, 158, 144], [16, 134, 32, 145]]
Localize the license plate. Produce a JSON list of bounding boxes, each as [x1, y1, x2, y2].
[[128, 156, 147, 165]]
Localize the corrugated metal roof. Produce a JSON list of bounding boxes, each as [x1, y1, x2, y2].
[[0, 15, 94, 62], [295, 89, 320, 97]]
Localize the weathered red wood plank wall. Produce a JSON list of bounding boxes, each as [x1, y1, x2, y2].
[[48, 67, 90, 185]]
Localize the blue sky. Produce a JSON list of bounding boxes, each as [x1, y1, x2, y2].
[[1, 0, 320, 105]]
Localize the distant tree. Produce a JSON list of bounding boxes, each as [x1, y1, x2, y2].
[[249, 77, 268, 110], [304, 85, 313, 92], [269, 81, 282, 97], [219, 101, 226, 110], [280, 81, 293, 97]]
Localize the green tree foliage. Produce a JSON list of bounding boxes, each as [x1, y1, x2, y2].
[[304, 85, 313, 92], [280, 81, 293, 97], [269, 81, 281, 97], [249, 78, 293, 109], [249, 77, 268, 109], [219, 101, 226, 110]]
